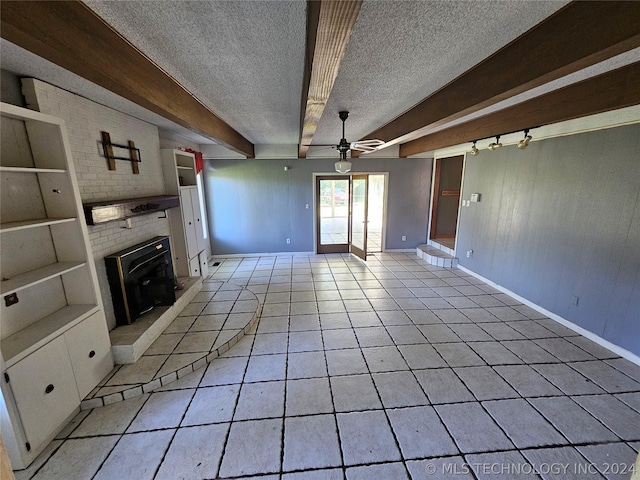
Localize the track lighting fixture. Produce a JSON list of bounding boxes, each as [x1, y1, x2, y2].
[[487, 136, 502, 151], [517, 129, 532, 149], [468, 141, 479, 156]]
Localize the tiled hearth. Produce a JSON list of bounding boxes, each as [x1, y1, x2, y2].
[[83, 280, 261, 409], [15, 253, 640, 479]]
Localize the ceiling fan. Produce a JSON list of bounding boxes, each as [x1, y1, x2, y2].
[[330, 111, 384, 173]]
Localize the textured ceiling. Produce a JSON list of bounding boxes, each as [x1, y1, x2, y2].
[[84, 0, 307, 145], [312, 0, 568, 144], [3, 0, 634, 156]]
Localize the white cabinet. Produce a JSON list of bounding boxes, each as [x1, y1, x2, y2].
[[0, 103, 113, 469], [64, 311, 113, 399], [161, 150, 208, 277], [5, 337, 79, 454]]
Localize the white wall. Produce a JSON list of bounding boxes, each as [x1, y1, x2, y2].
[[22, 78, 171, 330]]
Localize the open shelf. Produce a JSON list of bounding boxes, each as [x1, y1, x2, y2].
[[0, 261, 86, 295], [1, 304, 99, 366], [0, 217, 76, 233], [0, 166, 67, 174]]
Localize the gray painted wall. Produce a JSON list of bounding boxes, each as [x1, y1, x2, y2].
[[203, 157, 432, 254], [457, 123, 640, 356]]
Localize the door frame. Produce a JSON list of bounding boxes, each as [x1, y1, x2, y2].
[[313, 172, 388, 255], [315, 174, 351, 254], [427, 155, 466, 251]]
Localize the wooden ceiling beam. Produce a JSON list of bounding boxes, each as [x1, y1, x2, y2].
[[1, 1, 255, 158], [362, 1, 640, 149], [298, 0, 362, 158], [399, 62, 640, 157]]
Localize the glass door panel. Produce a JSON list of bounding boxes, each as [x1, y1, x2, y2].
[[350, 175, 368, 260], [367, 174, 385, 252], [316, 176, 350, 254]]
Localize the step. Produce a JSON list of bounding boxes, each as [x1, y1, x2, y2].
[[427, 239, 456, 257], [417, 244, 458, 268]]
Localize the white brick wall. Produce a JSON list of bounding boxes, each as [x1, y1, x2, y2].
[[22, 78, 172, 330]]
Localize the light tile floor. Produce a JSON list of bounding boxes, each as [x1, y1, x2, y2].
[[16, 253, 640, 479]]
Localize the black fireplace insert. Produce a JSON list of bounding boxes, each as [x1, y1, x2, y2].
[[105, 236, 176, 325]]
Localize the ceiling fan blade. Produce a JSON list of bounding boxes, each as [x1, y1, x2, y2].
[[350, 139, 385, 153]]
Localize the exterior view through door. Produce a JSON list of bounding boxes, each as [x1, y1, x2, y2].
[[316, 174, 385, 260]]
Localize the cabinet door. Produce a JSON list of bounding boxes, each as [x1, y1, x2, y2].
[[181, 188, 199, 259], [189, 188, 207, 254], [189, 255, 201, 276], [64, 311, 114, 399], [6, 336, 79, 451], [199, 251, 209, 277]]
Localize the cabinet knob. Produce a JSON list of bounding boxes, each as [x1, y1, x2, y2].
[[45, 384, 55, 394], [89, 350, 96, 358], [188, 221, 192, 225]]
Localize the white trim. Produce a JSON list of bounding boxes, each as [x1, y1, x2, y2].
[[383, 248, 416, 253], [457, 265, 640, 366]]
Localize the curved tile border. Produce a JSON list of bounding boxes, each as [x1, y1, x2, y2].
[[81, 289, 262, 410]]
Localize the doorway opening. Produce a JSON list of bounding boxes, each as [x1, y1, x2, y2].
[[429, 155, 463, 250], [315, 174, 386, 260]]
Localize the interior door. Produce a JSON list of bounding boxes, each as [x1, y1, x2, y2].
[[350, 175, 368, 260]]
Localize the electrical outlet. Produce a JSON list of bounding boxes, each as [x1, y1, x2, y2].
[[286, 238, 291, 244], [401, 235, 407, 241], [466, 249, 473, 258]]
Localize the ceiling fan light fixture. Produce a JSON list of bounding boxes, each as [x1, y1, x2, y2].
[[517, 129, 532, 149], [469, 141, 479, 156], [335, 160, 352, 174], [487, 136, 502, 151]]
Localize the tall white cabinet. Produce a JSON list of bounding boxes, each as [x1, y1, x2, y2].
[[0, 103, 113, 469], [161, 149, 208, 277]]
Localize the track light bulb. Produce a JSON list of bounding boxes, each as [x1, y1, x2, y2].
[[517, 130, 532, 149], [469, 141, 479, 156], [487, 136, 502, 151]]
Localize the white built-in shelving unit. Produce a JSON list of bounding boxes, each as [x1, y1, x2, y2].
[[0, 103, 114, 469], [161, 149, 208, 277]]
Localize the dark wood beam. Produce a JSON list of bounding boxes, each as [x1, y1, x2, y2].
[[298, 0, 362, 158], [1, 1, 255, 158], [399, 62, 640, 157], [363, 1, 640, 149]]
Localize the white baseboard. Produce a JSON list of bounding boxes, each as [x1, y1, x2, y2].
[[457, 265, 640, 367], [209, 251, 315, 259]]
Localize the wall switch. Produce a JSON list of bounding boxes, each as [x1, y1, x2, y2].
[[286, 238, 291, 244], [305, 203, 310, 209], [571, 295, 579, 306], [466, 249, 473, 258], [401, 235, 407, 241]]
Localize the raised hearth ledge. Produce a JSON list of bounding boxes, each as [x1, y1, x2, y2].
[[81, 285, 262, 410], [109, 276, 202, 364]]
